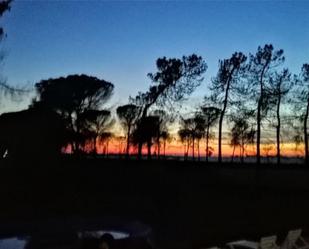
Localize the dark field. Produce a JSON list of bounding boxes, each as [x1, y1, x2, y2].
[[0, 157, 309, 249]]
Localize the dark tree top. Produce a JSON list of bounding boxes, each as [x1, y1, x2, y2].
[[116, 104, 140, 123], [132, 54, 207, 116], [33, 74, 114, 114], [200, 106, 220, 126], [302, 64, 309, 82], [248, 44, 285, 76], [0, 0, 11, 38], [211, 52, 247, 93]]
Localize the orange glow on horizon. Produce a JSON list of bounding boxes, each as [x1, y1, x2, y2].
[[67, 137, 305, 158]]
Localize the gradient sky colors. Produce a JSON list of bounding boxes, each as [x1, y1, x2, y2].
[[2, 1, 309, 110], [1, 1, 309, 157]]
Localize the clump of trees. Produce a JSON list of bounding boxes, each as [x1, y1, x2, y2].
[[293, 64, 309, 164], [78, 109, 114, 154], [209, 52, 247, 163], [165, 44, 308, 165], [32, 74, 114, 155], [116, 104, 140, 157], [178, 115, 205, 160], [1, 32, 309, 165], [247, 45, 285, 165], [269, 69, 292, 164], [130, 54, 207, 159], [229, 109, 255, 163], [200, 106, 220, 162]]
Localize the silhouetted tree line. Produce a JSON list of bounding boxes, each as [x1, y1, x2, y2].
[[178, 45, 309, 165], [0, 49, 307, 164], [0, 47, 308, 164], [0, 2, 309, 164]]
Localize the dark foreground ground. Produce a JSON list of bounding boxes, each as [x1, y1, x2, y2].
[[0, 157, 309, 249]]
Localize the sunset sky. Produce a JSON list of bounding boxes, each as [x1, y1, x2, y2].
[[1, 1, 309, 157]]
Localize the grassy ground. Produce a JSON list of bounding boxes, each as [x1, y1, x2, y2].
[[0, 157, 309, 249]]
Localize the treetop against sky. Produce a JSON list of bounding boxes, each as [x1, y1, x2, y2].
[[1, 0, 309, 112]]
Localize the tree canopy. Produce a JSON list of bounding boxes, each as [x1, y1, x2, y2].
[[32, 74, 114, 153], [132, 54, 207, 118], [116, 104, 140, 156]]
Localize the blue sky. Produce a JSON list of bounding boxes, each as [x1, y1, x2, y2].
[[1, 0, 309, 111]]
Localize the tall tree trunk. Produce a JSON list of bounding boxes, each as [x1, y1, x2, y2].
[[147, 140, 152, 160], [126, 125, 131, 159], [231, 145, 236, 163], [138, 105, 150, 160], [304, 100, 309, 165], [157, 136, 160, 159], [206, 126, 210, 163], [186, 139, 190, 160], [257, 96, 262, 165], [276, 95, 281, 165], [218, 112, 224, 163], [70, 141, 75, 154], [163, 140, 166, 158], [138, 143, 143, 160], [218, 76, 232, 163], [241, 137, 245, 163], [69, 112, 77, 154], [106, 141, 109, 158], [239, 146, 242, 161], [257, 66, 267, 165], [93, 137, 97, 155], [197, 140, 200, 161], [192, 137, 195, 160]]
